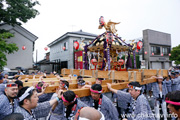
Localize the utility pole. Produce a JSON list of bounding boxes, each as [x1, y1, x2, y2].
[[36, 49, 38, 64], [70, 25, 76, 32]]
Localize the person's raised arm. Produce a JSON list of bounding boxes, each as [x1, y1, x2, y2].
[[107, 83, 118, 94], [37, 83, 49, 97], [49, 89, 63, 106]]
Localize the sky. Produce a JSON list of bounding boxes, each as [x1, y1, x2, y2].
[[22, 0, 180, 62]]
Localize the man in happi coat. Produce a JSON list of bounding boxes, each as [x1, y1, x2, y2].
[[0, 82, 19, 119], [14, 86, 62, 120], [0, 74, 7, 84], [49, 90, 87, 120], [171, 72, 180, 91], [0, 83, 6, 94], [49, 79, 70, 118], [176, 72, 180, 91], [152, 76, 168, 120], [107, 81, 155, 120], [113, 88, 133, 119], [82, 84, 119, 120], [35, 81, 53, 103], [164, 75, 172, 93], [165, 91, 180, 119], [77, 79, 90, 104]]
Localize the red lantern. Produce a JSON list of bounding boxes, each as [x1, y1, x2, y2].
[[169, 53, 171, 56], [144, 51, 147, 55], [161, 53, 163, 56], [44, 47, 48, 51], [152, 53, 154, 55], [91, 59, 97, 65], [22, 46, 26, 50], [63, 46, 66, 51], [118, 59, 124, 66], [137, 41, 143, 50], [99, 16, 105, 26], [74, 41, 79, 50]]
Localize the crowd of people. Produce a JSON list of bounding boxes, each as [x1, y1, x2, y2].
[[0, 68, 180, 120]]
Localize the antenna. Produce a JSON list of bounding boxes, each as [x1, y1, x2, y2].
[[70, 25, 76, 32]]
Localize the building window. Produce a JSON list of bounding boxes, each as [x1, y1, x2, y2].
[[162, 47, 170, 56], [64, 42, 68, 51], [151, 46, 160, 55]]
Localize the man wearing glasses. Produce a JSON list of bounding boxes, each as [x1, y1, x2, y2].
[[107, 81, 155, 120]]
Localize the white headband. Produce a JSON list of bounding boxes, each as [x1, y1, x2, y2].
[[128, 85, 142, 90], [19, 86, 35, 102], [134, 87, 142, 90]]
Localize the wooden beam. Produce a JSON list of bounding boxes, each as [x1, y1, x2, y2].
[[61, 69, 168, 79], [61, 68, 71, 75], [130, 69, 168, 77], [15, 74, 56, 79], [45, 85, 59, 93], [83, 70, 93, 76], [101, 80, 112, 85], [112, 71, 142, 82], [23, 80, 60, 87], [72, 69, 81, 76], [73, 88, 90, 97], [97, 71, 110, 79], [69, 84, 78, 89], [44, 78, 157, 98]]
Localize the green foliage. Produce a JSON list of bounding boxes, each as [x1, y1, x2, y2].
[[0, 0, 39, 69], [169, 44, 180, 65], [0, 0, 40, 25], [0, 32, 19, 69]]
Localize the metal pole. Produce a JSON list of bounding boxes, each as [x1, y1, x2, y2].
[[36, 49, 38, 64]]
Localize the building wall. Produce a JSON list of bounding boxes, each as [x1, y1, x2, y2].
[[164, 62, 171, 69], [40, 64, 52, 73], [5, 29, 34, 69], [151, 62, 161, 69], [50, 35, 95, 69], [143, 29, 171, 69], [68, 36, 92, 69]]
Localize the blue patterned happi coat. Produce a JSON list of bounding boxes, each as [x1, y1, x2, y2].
[[0, 93, 19, 119], [15, 101, 51, 120], [82, 95, 119, 120], [117, 90, 155, 120], [49, 99, 87, 120]]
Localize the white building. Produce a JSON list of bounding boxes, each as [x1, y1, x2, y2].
[[48, 30, 97, 72], [0, 24, 38, 70]]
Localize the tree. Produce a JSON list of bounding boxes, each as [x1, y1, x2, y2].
[[169, 44, 180, 66], [0, 0, 40, 70], [0, 31, 18, 69]]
